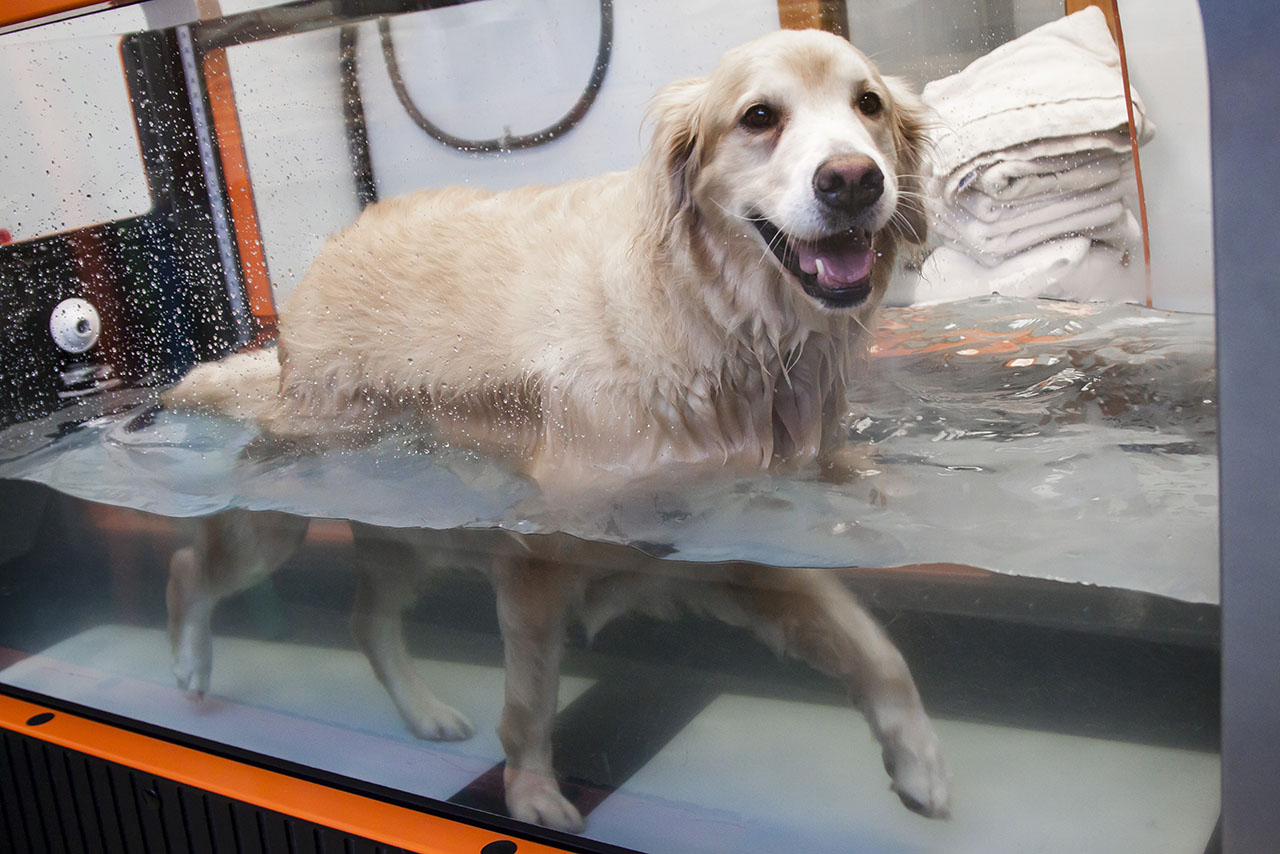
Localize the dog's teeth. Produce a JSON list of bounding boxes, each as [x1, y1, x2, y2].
[[815, 258, 826, 278]]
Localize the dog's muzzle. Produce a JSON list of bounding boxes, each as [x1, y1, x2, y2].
[[752, 218, 876, 308]]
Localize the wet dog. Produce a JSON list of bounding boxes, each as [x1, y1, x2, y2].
[[163, 28, 947, 831]]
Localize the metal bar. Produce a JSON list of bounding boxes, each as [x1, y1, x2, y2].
[[339, 25, 378, 209], [176, 23, 252, 344]]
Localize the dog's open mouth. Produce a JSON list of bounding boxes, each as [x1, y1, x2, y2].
[[752, 218, 875, 308]]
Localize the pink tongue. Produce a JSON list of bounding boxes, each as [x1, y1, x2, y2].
[[796, 242, 874, 288]]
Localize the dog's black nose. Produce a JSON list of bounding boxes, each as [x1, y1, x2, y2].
[[813, 155, 884, 214]]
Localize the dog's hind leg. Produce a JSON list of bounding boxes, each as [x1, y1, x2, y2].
[[168, 509, 310, 697], [348, 526, 474, 741], [702, 566, 950, 818], [492, 551, 584, 833]]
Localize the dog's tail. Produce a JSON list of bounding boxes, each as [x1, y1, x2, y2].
[[160, 348, 282, 422]]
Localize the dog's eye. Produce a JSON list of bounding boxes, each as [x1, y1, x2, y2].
[[857, 91, 883, 117], [740, 103, 779, 131]]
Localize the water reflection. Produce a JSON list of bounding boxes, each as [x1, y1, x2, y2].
[[0, 295, 1220, 603], [0, 479, 1220, 852], [168, 512, 952, 829]]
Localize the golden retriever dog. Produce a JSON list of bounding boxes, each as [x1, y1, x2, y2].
[[162, 28, 948, 831]]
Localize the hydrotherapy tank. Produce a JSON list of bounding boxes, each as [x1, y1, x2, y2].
[[0, 2, 1242, 852]]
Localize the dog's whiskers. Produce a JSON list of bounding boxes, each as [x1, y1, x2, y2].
[[851, 312, 873, 337], [710, 199, 756, 223], [888, 208, 926, 242], [758, 223, 791, 267]]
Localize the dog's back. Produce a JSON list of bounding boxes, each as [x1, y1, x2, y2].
[[164, 27, 927, 487]]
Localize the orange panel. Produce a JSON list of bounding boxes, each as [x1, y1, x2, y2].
[[777, 0, 846, 36], [0, 692, 575, 854], [202, 47, 279, 333], [778, 0, 823, 30], [1066, 0, 1152, 305], [1065, 0, 1118, 40], [0, 0, 107, 28]]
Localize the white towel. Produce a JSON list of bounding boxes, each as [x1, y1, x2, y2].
[[943, 136, 1135, 209], [953, 171, 1131, 228], [960, 151, 1129, 210], [934, 201, 1137, 264], [914, 238, 1143, 305], [924, 8, 1154, 205]]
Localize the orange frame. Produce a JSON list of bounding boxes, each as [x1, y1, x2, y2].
[[201, 45, 280, 342], [0, 0, 119, 29], [0, 692, 576, 854]]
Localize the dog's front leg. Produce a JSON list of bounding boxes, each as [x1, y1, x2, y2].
[[492, 554, 584, 833], [349, 526, 474, 741], [718, 567, 950, 818]]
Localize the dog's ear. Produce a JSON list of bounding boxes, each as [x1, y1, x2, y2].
[[641, 76, 709, 243], [883, 76, 932, 245]]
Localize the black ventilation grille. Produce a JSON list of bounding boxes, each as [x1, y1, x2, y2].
[[0, 727, 416, 854]]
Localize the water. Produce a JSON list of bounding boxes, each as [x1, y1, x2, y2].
[[0, 294, 1220, 854], [0, 296, 1217, 603]]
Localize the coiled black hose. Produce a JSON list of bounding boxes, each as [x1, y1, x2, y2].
[[338, 24, 378, 208], [377, 0, 613, 153]]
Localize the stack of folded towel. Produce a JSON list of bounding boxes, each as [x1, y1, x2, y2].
[[912, 7, 1154, 304]]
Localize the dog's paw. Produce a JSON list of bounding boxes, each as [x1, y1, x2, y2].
[[172, 633, 211, 699], [167, 547, 213, 698], [170, 602, 213, 698], [504, 769, 584, 833], [402, 697, 475, 742], [880, 713, 950, 819]]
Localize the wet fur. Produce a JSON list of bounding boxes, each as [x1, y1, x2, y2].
[[164, 30, 947, 831]]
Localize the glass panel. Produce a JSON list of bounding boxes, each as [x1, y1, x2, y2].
[[0, 1, 1220, 852]]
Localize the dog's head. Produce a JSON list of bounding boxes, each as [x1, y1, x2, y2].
[[643, 29, 929, 312]]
